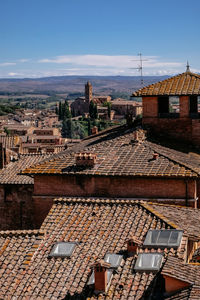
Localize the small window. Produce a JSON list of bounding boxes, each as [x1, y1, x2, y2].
[[104, 253, 123, 269], [143, 230, 183, 248], [158, 96, 179, 118], [190, 96, 200, 117], [49, 242, 76, 258], [134, 253, 163, 272]]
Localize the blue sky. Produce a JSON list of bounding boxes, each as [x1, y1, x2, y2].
[[0, 0, 200, 78]]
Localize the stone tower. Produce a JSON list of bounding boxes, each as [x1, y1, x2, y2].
[[85, 81, 93, 102]]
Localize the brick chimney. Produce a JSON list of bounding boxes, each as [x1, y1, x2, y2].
[[91, 260, 111, 293], [91, 126, 98, 135], [75, 152, 97, 167], [127, 237, 142, 255], [153, 152, 159, 160]]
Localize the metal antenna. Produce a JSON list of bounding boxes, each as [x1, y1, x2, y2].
[[130, 53, 148, 86]]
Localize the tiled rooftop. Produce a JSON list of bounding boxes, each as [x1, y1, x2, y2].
[[22, 126, 200, 178], [132, 71, 200, 97], [0, 197, 198, 299], [0, 154, 52, 184]]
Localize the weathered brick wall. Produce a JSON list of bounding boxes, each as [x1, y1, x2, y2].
[[34, 175, 196, 199], [0, 184, 34, 230], [32, 175, 197, 226], [142, 96, 200, 146]]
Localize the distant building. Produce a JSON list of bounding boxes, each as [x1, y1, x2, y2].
[[70, 82, 111, 116]]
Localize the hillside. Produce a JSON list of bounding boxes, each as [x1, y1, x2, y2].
[[0, 75, 168, 97]]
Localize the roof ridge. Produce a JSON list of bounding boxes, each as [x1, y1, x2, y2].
[[53, 197, 140, 205], [0, 229, 45, 237]]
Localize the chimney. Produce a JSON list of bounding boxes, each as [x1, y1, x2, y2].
[[127, 237, 142, 255], [133, 130, 139, 142], [91, 126, 98, 135], [91, 260, 111, 293], [153, 152, 159, 160], [75, 152, 97, 167]]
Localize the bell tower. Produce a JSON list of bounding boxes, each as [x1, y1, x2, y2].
[[85, 81, 93, 102]]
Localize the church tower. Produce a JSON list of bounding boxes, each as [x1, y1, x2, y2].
[[85, 81, 93, 102]]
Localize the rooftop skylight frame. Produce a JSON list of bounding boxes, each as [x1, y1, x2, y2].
[[134, 253, 163, 273], [49, 241, 77, 258], [143, 229, 183, 249]]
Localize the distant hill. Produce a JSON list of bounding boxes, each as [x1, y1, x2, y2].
[[0, 75, 168, 97]]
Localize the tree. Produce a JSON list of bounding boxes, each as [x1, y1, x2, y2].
[[89, 101, 98, 120]]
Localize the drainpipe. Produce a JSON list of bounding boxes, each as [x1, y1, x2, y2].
[[185, 179, 188, 207]]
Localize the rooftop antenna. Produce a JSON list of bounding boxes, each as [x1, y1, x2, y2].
[[130, 53, 148, 86], [186, 61, 190, 72]]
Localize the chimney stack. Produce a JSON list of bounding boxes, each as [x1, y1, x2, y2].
[[75, 152, 97, 167], [126, 237, 142, 255], [91, 260, 111, 293], [153, 153, 159, 160]]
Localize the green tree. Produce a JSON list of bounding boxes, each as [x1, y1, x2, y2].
[[89, 101, 98, 120]]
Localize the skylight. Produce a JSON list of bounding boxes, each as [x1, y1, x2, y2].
[[104, 253, 123, 268], [134, 253, 163, 272], [49, 242, 76, 258], [143, 230, 183, 248]]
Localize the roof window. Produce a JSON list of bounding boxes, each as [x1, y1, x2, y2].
[[134, 253, 163, 273], [143, 230, 183, 248], [49, 242, 76, 258], [104, 253, 123, 268]]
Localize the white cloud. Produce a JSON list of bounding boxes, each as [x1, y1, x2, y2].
[[18, 59, 30, 63], [0, 62, 16, 66]]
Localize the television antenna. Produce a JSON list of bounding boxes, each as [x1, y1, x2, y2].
[[130, 53, 148, 86]]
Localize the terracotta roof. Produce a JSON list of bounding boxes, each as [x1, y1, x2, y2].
[[132, 71, 200, 97], [0, 154, 52, 184], [162, 256, 200, 299], [0, 135, 21, 149], [22, 127, 200, 178], [0, 197, 192, 299], [147, 203, 200, 240]]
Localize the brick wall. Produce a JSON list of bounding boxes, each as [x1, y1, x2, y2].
[[32, 174, 197, 226], [0, 184, 34, 230]]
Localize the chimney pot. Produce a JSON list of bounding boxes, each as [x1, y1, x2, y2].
[[127, 237, 141, 255]]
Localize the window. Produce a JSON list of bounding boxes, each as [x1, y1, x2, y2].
[[158, 96, 179, 118], [190, 96, 200, 118], [49, 242, 76, 258], [143, 230, 183, 249], [134, 253, 163, 272]]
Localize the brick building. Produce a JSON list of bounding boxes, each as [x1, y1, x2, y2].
[[71, 82, 111, 116], [132, 69, 200, 146], [21, 125, 200, 227]]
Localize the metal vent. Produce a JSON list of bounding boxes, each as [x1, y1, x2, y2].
[[49, 242, 76, 258], [143, 230, 183, 248], [134, 253, 163, 272]]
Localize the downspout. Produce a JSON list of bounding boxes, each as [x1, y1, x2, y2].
[[185, 179, 188, 207]]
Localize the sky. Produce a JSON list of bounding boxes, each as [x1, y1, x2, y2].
[[0, 0, 200, 78]]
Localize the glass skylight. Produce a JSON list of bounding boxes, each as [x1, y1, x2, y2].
[[49, 242, 76, 258], [134, 253, 163, 272], [104, 253, 123, 268], [143, 230, 183, 248]]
